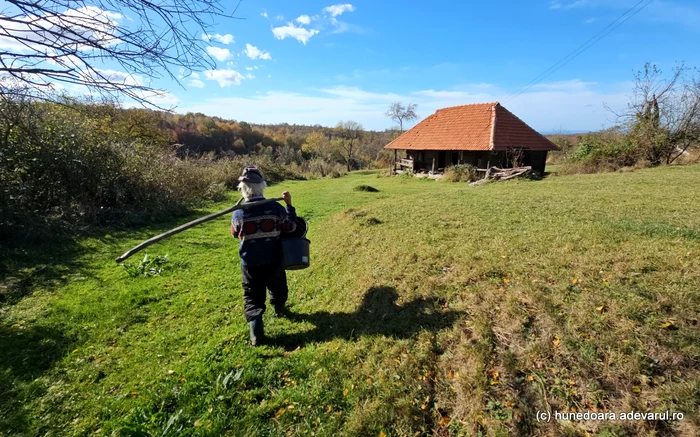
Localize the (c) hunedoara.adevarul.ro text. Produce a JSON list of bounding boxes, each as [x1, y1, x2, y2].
[[536, 410, 685, 423]]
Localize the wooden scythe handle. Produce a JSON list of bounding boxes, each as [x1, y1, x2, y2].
[[115, 197, 284, 263]]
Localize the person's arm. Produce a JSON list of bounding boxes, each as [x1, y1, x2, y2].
[[280, 191, 297, 233], [231, 210, 243, 238]]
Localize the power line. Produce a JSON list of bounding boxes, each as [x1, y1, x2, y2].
[[503, 0, 655, 104]]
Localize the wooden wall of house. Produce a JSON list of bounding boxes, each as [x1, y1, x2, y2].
[[407, 150, 497, 171], [403, 149, 549, 172]]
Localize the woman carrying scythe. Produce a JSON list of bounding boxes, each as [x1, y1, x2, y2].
[[232, 166, 297, 346]]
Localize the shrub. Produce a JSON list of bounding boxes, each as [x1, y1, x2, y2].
[[0, 98, 304, 242], [442, 164, 479, 182], [563, 131, 641, 174], [290, 158, 347, 180]]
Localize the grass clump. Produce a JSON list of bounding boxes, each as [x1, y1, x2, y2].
[[354, 184, 380, 192], [122, 254, 186, 277]]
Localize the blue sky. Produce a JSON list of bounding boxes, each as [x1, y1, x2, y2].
[[5, 0, 700, 132]]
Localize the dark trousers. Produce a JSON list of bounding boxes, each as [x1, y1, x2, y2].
[[241, 263, 288, 322]]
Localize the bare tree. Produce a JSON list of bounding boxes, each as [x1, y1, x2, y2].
[[334, 120, 363, 171], [617, 63, 700, 165], [385, 101, 418, 134], [0, 0, 243, 107]]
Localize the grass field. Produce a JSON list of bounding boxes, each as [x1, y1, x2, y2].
[[1, 165, 699, 437]]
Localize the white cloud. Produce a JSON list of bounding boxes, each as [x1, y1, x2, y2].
[[204, 69, 245, 87], [180, 80, 630, 132], [246, 73, 255, 79], [320, 86, 402, 102], [140, 90, 179, 106], [324, 4, 356, 17], [116, 89, 180, 108], [296, 15, 312, 25], [330, 20, 365, 34], [202, 33, 234, 45], [0, 6, 122, 53], [585, 17, 597, 23], [272, 24, 320, 44], [185, 71, 205, 88], [88, 68, 142, 87], [531, 79, 598, 91], [321, 4, 362, 34], [206, 46, 233, 61], [261, 12, 269, 19], [245, 67, 254, 71], [243, 43, 272, 60], [550, 0, 588, 10], [275, 15, 285, 22]]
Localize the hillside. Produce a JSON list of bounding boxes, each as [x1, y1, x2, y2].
[[1, 166, 699, 436]]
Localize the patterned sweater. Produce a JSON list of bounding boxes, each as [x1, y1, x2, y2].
[[231, 196, 297, 266]]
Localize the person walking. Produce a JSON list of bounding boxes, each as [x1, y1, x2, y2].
[[232, 166, 297, 346]]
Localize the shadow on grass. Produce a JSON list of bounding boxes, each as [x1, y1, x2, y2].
[[0, 324, 74, 433], [0, 203, 224, 307], [0, 239, 98, 307], [271, 286, 464, 349]]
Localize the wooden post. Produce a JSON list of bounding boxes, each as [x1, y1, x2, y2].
[[432, 155, 436, 173], [393, 149, 397, 173]]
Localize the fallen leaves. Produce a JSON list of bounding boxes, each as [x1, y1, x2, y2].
[[660, 320, 677, 330], [552, 336, 561, 349], [489, 370, 500, 385]]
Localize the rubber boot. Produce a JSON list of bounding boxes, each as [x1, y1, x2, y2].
[[249, 316, 264, 346], [273, 305, 289, 318]]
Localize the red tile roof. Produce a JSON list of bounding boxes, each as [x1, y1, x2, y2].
[[385, 102, 560, 152]]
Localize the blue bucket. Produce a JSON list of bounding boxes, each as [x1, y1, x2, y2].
[[282, 237, 311, 270], [281, 217, 310, 270]]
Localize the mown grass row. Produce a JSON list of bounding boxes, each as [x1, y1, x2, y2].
[[1, 166, 699, 436]]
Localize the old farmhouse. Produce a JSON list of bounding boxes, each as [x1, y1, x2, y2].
[[385, 102, 560, 174]]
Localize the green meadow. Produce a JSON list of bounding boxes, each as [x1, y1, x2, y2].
[[1, 166, 699, 436]]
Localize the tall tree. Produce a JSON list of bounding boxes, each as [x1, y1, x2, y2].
[[385, 101, 418, 133], [619, 63, 700, 165], [302, 130, 331, 159], [0, 0, 241, 106], [334, 120, 363, 171]]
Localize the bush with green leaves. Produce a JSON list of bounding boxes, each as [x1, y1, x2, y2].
[[0, 97, 301, 241], [565, 131, 641, 173], [442, 164, 479, 182]]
